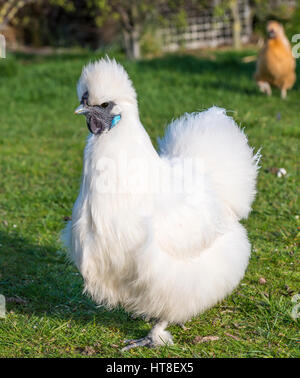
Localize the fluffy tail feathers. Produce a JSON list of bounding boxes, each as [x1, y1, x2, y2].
[[158, 107, 260, 220]]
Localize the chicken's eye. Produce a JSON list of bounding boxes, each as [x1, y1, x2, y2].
[[101, 102, 109, 108]]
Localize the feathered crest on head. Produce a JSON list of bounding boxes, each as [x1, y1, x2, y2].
[[77, 56, 137, 106]]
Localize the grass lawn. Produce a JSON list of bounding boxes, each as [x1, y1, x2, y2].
[[0, 49, 299, 358]]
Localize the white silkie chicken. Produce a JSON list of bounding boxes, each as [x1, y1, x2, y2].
[[62, 57, 259, 351]]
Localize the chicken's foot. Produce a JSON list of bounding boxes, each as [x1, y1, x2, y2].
[[121, 320, 173, 351]]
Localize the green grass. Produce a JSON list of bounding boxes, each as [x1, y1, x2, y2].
[[0, 49, 299, 358]]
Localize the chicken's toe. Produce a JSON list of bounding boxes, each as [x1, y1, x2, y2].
[[121, 320, 173, 351], [121, 336, 154, 351]]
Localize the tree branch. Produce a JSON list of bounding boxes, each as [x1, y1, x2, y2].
[[0, 0, 35, 27]]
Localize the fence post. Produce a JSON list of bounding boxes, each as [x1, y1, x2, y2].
[[0, 34, 6, 58], [0, 295, 5, 318]]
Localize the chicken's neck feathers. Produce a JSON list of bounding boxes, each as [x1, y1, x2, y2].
[[86, 112, 158, 162]]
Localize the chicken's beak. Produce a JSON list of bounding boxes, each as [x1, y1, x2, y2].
[[74, 104, 89, 115], [268, 29, 276, 39]]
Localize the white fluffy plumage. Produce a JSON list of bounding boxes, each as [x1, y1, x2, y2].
[[62, 57, 259, 349]]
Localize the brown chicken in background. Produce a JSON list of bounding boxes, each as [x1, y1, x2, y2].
[[255, 21, 296, 99]]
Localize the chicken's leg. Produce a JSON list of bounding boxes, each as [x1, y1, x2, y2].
[[121, 320, 173, 351], [258, 81, 272, 96], [281, 88, 287, 99]]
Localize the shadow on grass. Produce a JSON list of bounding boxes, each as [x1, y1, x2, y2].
[[0, 230, 137, 333], [136, 52, 300, 92], [136, 52, 258, 94]]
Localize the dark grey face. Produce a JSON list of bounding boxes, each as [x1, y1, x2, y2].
[[75, 91, 117, 135], [267, 28, 276, 39]]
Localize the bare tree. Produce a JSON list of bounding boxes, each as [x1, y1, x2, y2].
[[93, 0, 194, 59], [92, 0, 166, 59], [111, 1, 148, 60]]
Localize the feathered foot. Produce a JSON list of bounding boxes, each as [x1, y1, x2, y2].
[[121, 321, 173, 351]]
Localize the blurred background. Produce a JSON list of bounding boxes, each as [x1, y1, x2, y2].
[[0, 0, 299, 358], [0, 0, 299, 59]]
